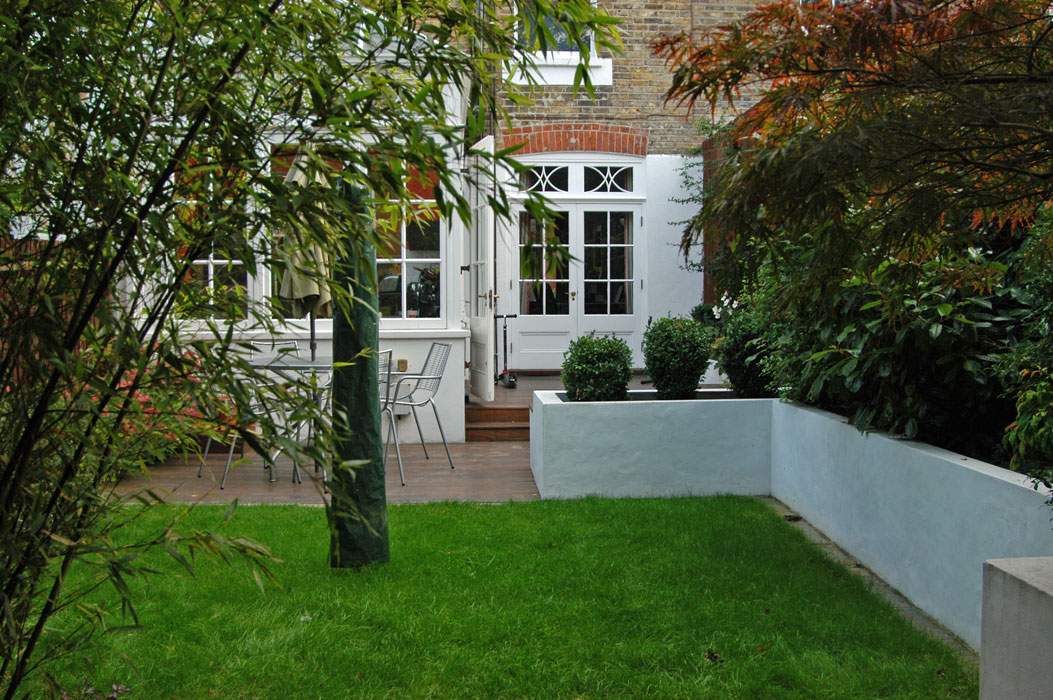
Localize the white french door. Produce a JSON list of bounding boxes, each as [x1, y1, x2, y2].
[[512, 203, 642, 370], [467, 137, 496, 401]]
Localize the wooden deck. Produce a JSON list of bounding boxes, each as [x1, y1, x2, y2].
[[117, 441, 536, 506], [116, 374, 647, 506]]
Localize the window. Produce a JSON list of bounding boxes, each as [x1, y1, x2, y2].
[[173, 161, 251, 320], [583, 211, 632, 315], [520, 9, 590, 53], [584, 165, 632, 193], [519, 211, 569, 316], [511, 2, 612, 86], [178, 237, 249, 320], [377, 203, 443, 320], [521, 165, 568, 193]]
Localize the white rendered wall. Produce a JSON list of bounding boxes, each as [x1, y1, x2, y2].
[[981, 558, 1053, 700], [529, 396, 1053, 649], [768, 402, 1053, 650], [644, 154, 703, 322], [530, 391, 771, 499]]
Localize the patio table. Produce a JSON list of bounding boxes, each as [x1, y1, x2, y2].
[[249, 354, 334, 485], [248, 353, 413, 483]]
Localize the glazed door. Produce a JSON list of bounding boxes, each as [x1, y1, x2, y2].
[[467, 136, 496, 401], [512, 203, 642, 369]]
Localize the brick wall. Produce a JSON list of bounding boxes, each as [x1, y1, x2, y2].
[[498, 0, 761, 155], [506, 123, 648, 155]]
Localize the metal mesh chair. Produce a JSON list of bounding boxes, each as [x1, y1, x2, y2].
[[388, 341, 454, 471], [248, 339, 301, 358], [377, 349, 405, 485]]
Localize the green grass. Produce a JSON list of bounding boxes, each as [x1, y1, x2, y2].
[[53, 497, 977, 699]]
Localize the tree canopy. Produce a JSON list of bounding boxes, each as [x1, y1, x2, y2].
[[656, 0, 1053, 290], [0, 1, 617, 695]]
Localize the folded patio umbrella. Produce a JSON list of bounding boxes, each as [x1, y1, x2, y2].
[[279, 153, 332, 360]]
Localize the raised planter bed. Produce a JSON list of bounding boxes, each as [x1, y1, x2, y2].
[[530, 390, 1053, 650]]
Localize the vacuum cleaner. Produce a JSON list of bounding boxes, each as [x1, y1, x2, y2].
[[494, 313, 518, 389]]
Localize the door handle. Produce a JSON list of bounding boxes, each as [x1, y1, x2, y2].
[[570, 291, 577, 300]]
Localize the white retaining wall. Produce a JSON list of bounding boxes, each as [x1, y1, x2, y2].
[[768, 402, 1052, 650], [530, 392, 772, 499], [529, 393, 1053, 649]]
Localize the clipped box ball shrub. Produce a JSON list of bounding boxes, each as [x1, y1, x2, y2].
[[561, 333, 633, 401], [643, 316, 712, 399]]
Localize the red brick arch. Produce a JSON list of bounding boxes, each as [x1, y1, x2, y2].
[[502, 124, 648, 156]]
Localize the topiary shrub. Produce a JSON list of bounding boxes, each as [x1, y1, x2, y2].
[[643, 316, 713, 399], [561, 333, 633, 401]]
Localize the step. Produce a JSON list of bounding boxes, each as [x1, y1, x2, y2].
[[466, 422, 530, 442], [465, 405, 530, 424]]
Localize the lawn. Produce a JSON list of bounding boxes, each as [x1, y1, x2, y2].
[[52, 497, 977, 699]]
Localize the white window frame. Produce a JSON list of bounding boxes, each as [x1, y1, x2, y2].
[[171, 143, 453, 336], [510, 153, 645, 317], [508, 1, 613, 87], [376, 200, 447, 328]]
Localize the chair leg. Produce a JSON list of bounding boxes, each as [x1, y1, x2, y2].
[[384, 407, 405, 486], [221, 434, 239, 489], [410, 405, 429, 459], [199, 435, 212, 478], [428, 397, 454, 470]]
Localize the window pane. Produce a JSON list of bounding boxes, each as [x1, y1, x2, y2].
[[520, 281, 568, 316], [584, 246, 607, 280], [176, 264, 211, 319], [521, 166, 568, 193], [545, 251, 568, 281], [584, 282, 607, 315], [551, 211, 569, 246], [521, 13, 583, 52], [584, 166, 633, 193], [378, 262, 403, 318], [610, 246, 632, 279], [611, 282, 632, 315], [407, 218, 440, 259], [520, 245, 543, 282], [519, 212, 542, 246], [610, 212, 633, 244], [520, 281, 543, 315], [583, 211, 606, 245], [549, 282, 569, 315], [214, 265, 249, 320], [407, 262, 440, 318], [376, 207, 402, 259]]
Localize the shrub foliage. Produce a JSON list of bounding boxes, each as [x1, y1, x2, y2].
[[562, 333, 633, 402], [643, 317, 712, 399]]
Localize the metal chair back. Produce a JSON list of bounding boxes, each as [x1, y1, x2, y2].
[[414, 342, 451, 397], [249, 339, 301, 359], [377, 349, 393, 408]]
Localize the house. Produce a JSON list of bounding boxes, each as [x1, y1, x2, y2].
[[191, 1, 732, 443]]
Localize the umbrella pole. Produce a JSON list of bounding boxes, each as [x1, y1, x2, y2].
[[310, 310, 317, 361]]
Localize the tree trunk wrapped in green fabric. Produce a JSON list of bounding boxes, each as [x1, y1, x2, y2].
[[329, 190, 388, 568]]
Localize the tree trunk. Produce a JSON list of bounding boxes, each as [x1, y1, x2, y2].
[[329, 236, 389, 568]]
